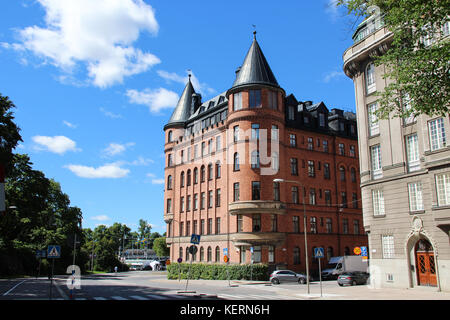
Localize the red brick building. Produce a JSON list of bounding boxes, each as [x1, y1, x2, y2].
[[163, 34, 367, 273]]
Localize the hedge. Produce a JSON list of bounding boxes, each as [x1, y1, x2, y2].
[[167, 263, 269, 281]]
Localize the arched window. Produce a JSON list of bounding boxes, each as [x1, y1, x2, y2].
[[293, 247, 300, 264], [340, 166, 346, 181], [187, 169, 191, 186], [167, 175, 172, 190], [168, 130, 173, 143], [234, 152, 240, 171], [251, 150, 260, 168], [180, 171, 185, 187], [215, 246, 220, 262], [200, 247, 204, 261], [365, 62, 376, 94], [200, 165, 205, 182], [194, 167, 198, 184], [207, 247, 212, 262]]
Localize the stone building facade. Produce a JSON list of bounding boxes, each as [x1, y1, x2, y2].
[[343, 12, 450, 291], [163, 34, 367, 274]]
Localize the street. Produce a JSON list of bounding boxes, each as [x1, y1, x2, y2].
[[1, 271, 449, 301]]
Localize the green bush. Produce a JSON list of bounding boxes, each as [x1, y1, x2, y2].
[[167, 263, 268, 281]]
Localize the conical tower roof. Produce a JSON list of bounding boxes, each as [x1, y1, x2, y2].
[[231, 33, 279, 90], [165, 78, 195, 129]]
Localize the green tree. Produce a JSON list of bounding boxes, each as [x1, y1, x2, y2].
[[153, 237, 169, 258], [0, 94, 22, 173], [338, 0, 450, 118]]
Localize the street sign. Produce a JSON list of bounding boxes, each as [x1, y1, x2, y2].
[[190, 234, 201, 245], [224, 256, 229, 263], [36, 250, 47, 258], [360, 246, 368, 260], [314, 247, 324, 259], [354, 247, 361, 255], [223, 248, 228, 256], [47, 245, 61, 259], [188, 245, 198, 255], [177, 258, 182, 263]]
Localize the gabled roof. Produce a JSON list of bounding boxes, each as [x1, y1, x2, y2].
[[231, 34, 279, 90], [165, 79, 195, 128]]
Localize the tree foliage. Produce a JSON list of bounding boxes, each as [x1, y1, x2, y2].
[[0, 94, 22, 172], [153, 237, 169, 257], [338, 0, 450, 118]]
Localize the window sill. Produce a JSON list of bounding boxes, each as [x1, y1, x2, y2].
[[409, 210, 425, 215], [432, 205, 450, 211], [373, 214, 386, 218]]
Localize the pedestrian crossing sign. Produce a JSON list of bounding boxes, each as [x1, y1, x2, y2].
[[314, 247, 324, 259], [47, 245, 61, 258], [190, 234, 201, 244]]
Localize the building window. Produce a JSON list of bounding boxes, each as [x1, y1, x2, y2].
[[319, 113, 325, 127], [208, 163, 213, 180], [271, 214, 277, 232], [215, 246, 220, 262], [269, 90, 278, 109], [289, 134, 297, 147], [167, 154, 173, 167], [208, 190, 213, 208], [166, 198, 172, 213], [187, 195, 191, 211], [252, 214, 261, 232], [207, 218, 212, 235], [237, 214, 243, 233], [326, 218, 332, 233], [323, 140, 329, 153], [168, 131, 173, 143], [272, 152, 279, 171], [186, 221, 190, 235], [268, 246, 275, 263], [408, 182, 424, 212], [292, 186, 299, 204], [293, 216, 300, 233], [290, 158, 298, 175], [233, 92, 242, 111], [194, 167, 198, 184], [201, 192, 206, 209], [252, 246, 261, 263], [216, 161, 221, 178], [179, 222, 184, 237], [428, 118, 446, 151], [308, 160, 315, 177], [201, 142, 206, 157], [339, 166, 346, 181], [201, 219, 205, 235], [216, 218, 221, 234], [271, 125, 279, 141], [351, 168, 357, 183], [381, 235, 395, 259], [193, 194, 198, 210], [199, 247, 204, 261], [352, 193, 358, 209], [288, 106, 295, 120], [350, 145, 356, 157], [234, 182, 240, 201], [371, 144, 382, 179], [343, 218, 349, 234], [435, 173, 450, 206], [234, 152, 240, 171], [338, 143, 345, 156], [216, 135, 221, 151], [249, 90, 261, 108], [372, 189, 385, 216], [251, 150, 260, 168], [324, 163, 330, 179], [207, 246, 212, 262], [240, 246, 246, 263], [216, 189, 221, 207], [273, 182, 280, 201], [251, 123, 260, 140], [402, 93, 415, 125], [368, 102, 379, 136], [194, 220, 198, 234], [233, 126, 239, 142], [187, 170, 191, 186], [309, 188, 316, 205], [365, 62, 376, 94], [307, 137, 313, 150], [310, 217, 317, 234], [341, 192, 348, 208], [406, 134, 420, 172], [353, 220, 360, 235], [180, 172, 185, 188], [167, 175, 172, 190], [180, 196, 185, 212], [200, 165, 205, 182], [293, 247, 300, 265], [252, 181, 261, 200], [325, 190, 332, 206]]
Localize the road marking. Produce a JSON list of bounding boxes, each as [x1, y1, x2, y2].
[[146, 294, 170, 300], [218, 294, 248, 300], [93, 297, 107, 300], [2, 280, 26, 296], [130, 295, 148, 300], [111, 296, 128, 300]]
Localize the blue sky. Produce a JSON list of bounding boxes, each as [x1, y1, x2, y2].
[[0, 0, 359, 233]]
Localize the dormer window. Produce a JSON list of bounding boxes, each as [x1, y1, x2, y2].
[[288, 106, 295, 120], [319, 113, 325, 127]]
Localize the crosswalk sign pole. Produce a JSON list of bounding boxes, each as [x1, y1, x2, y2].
[[318, 257, 323, 297]]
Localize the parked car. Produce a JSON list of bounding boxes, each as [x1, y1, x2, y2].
[[270, 270, 310, 284], [337, 271, 370, 286]]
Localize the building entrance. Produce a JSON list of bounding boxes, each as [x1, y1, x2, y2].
[[415, 239, 437, 287]]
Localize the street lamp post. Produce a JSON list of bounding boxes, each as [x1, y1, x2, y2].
[[273, 178, 310, 295]]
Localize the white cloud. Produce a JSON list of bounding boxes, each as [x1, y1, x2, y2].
[[323, 70, 345, 83], [157, 70, 216, 96], [151, 178, 164, 185], [146, 173, 156, 178], [100, 107, 123, 119], [6, 0, 160, 88], [91, 215, 110, 222], [63, 120, 77, 128], [126, 88, 179, 113], [32, 135, 80, 154], [65, 163, 130, 178], [103, 142, 135, 157]]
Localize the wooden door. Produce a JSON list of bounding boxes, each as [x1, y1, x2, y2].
[[416, 252, 437, 287]]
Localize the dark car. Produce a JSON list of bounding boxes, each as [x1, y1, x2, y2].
[[270, 270, 310, 284], [337, 271, 370, 286]]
